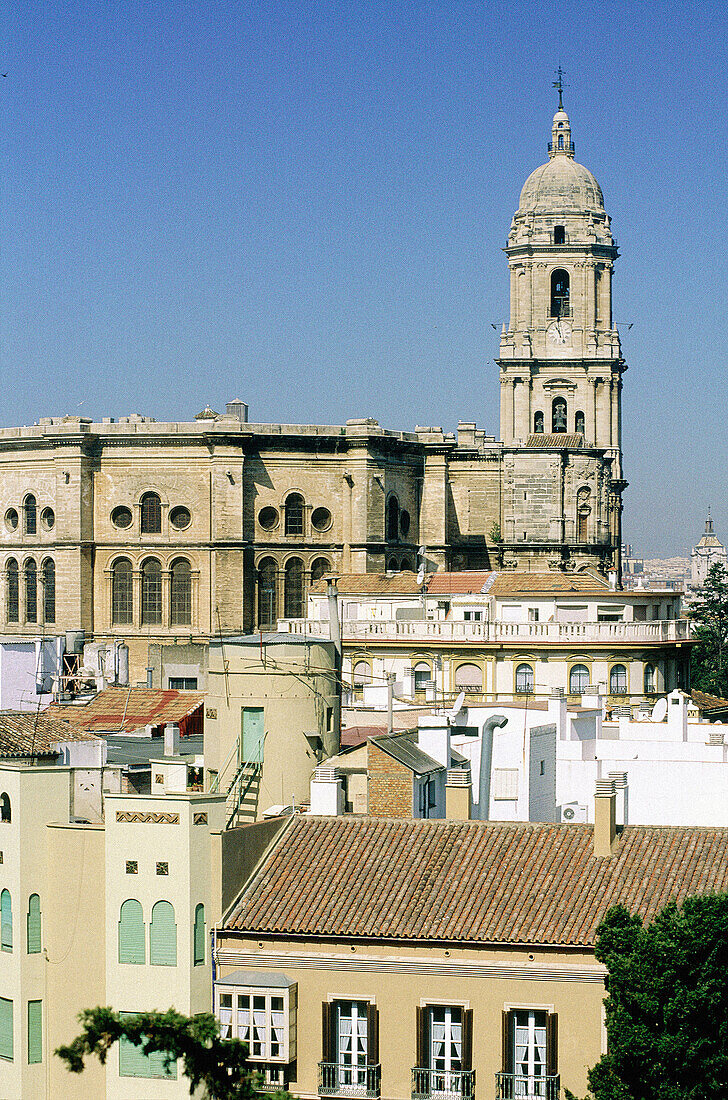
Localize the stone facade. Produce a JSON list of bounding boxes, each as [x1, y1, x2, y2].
[[0, 103, 626, 680]]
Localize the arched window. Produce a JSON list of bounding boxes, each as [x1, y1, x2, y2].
[[170, 559, 191, 626], [284, 557, 304, 618], [550, 269, 570, 317], [258, 558, 277, 628], [6, 560, 18, 623], [414, 661, 431, 696], [515, 663, 534, 694], [386, 495, 400, 542], [610, 664, 628, 695], [150, 900, 177, 966], [24, 558, 37, 623], [24, 494, 37, 536], [42, 559, 55, 624], [388, 558, 400, 572], [118, 899, 145, 964], [0, 793, 10, 822], [310, 557, 331, 583], [112, 558, 133, 624], [1, 890, 12, 952], [644, 664, 656, 694], [140, 492, 162, 534], [454, 663, 483, 694], [558, 134, 564, 149], [575, 410, 585, 435], [552, 397, 567, 434], [569, 664, 590, 694], [534, 411, 544, 434], [141, 558, 162, 625], [352, 661, 371, 700], [554, 225, 565, 244], [284, 493, 304, 536], [27, 895, 41, 954], [193, 903, 205, 966]]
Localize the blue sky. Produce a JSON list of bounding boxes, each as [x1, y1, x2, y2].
[[1, 0, 727, 557]]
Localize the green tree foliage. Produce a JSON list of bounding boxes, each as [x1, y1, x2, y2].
[[55, 1006, 291, 1100], [690, 562, 728, 697], [567, 895, 728, 1100]]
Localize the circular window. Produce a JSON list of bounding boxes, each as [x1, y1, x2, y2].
[[170, 506, 191, 530], [111, 506, 133, 530], [311, 507, 332, 532], [4, 508, 18, 532], [400, 509, 411, 536], [40, 507, 55, 531], [258, 506, 279, 530]]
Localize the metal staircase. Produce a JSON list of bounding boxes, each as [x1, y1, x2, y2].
[[210, 738, 264, 829]]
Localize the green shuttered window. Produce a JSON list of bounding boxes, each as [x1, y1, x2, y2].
[[193, 903, 205, 966], [118, 1013, 177, 1079], [0, 998, 12, 1061], [1, 890, 12, 952], [27, 1001, 41, 1064], [27, 895, 41, 954], [150, 901, 177, 966], [118, 900, 145, 964]]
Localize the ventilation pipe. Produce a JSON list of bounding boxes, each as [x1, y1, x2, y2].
[[478, 715, 508, 820]]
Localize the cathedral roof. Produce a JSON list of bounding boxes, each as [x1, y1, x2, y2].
[[517, 106, 604, 215]]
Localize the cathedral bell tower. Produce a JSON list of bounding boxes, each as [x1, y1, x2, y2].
[[497, 95, 627, 576]]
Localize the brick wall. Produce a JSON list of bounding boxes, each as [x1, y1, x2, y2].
[[367, 742, 413, 818]]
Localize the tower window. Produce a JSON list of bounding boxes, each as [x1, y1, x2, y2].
[[554, 226, 565, 244], [575, 411, 585, 435], [552, 397, 567, 434], [550, 269, 570, 318], [534, 411, 544, 434]]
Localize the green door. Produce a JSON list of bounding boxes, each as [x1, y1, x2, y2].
[[241, 708, 265, 764]]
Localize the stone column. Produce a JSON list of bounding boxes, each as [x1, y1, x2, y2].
[[500, 377, 514, 445], [595, 378, 611, 447], [510, 267, 518, 330], [513, 378, 530, 442]]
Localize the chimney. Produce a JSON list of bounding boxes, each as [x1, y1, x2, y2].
[[164, 723, 180, 757], [547, 687, 568, 739], [225, 399, 249, 422], [608, 770, 628, 826], [666, 690, 689, 741], [594, 778, 619, 857], [417, 716, 450, 769], [310, 766, 344, 816], [445, 766, 472, 821]]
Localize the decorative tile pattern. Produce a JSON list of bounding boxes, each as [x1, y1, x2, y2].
[[156, 862, 169, 876], [125, 860, 138, 874], [193, 813, 208, 825], [115, 811, 180, 825]]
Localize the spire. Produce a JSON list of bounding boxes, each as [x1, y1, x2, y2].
[[549, 67, 575, 159], [552, 65, 567, 110], [706, 508, 714, 535]]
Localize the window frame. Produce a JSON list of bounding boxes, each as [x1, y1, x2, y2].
[[515, 663, 535, 695], [215, 980, 296, 1064], [140, 492, 162, 535]]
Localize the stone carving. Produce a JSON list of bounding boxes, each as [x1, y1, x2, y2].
[[115, 811, 180, 825]]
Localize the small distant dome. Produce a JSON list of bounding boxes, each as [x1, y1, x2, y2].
[[518, 158, 605, 214], [195, 405, 219, 420]]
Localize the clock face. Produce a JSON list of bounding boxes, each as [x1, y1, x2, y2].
[[547, 321, 572, 347]]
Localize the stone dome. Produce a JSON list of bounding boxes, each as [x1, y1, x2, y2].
[[518, 156, 604, 215]]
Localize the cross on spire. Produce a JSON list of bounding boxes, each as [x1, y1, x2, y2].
[[553, 66, 568, 110]]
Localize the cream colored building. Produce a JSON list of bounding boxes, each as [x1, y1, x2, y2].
[[0, 99, 630, 685]]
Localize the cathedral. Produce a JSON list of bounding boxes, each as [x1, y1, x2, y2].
[[0, 99, 627, 679]]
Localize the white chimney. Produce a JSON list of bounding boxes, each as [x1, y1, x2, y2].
[[417, 716, 450, 769], [164, 723, 180, 757], [310, 766, 344, 816], [547, 688, 568, 739]]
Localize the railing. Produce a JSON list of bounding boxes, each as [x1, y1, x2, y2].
[[277, 618, 692, 646], [412, 1066, 476, 1100], [495, 1072, 560, 1100], [318, 1062, 381, 1098]]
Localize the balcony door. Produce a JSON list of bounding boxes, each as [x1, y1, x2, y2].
[[501, 1008, 558, 1099], [337, 1001, 368, 1090], [321, 1000, 379, 1097], [415, 1005, 473, 1100]]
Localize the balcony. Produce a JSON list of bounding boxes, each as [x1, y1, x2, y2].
[[318, 1062, 381, 1099], [278, 617, 692, 647], [412, 1067, 476, 1100], [495, 1072, 560, 1100]]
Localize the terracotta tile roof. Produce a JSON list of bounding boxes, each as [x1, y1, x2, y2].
[[46, 687, 205, 736], [690, 689, 728, 713], [490, 571, 610, 596], [341, 725, 387, 748], [425, 572, 496, 595], [0, 711, 101, 758], [526, 433, 584, 448], [225, 817, 728, 946], [310, 572, 422, 596]]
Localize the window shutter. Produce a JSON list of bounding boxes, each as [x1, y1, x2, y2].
[[119, 1013, 177, 1079], [118, 901, 145, 964], [0, 998, 12, 1061], [502, 1010, 513, 1073], [366, 1004, 379, 1066], [27, 896, 41, 955], [1, 891, 12, 952], [322, 1002, 334, 1063], [415, 1006, 427, 1068], [546, 1012, 558, 1076], [27, 1001, 42, 1064], [193, 904, 205, 966], [462, 1009, 473, 1071], [150, 901, 177, 966]]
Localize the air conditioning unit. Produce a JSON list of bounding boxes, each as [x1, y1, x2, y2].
[[560, 801, 588, 823]]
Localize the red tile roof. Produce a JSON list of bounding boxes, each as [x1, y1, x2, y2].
[[490, 571, 610, 596], [46, 687, 204, 736], [690, 689, 728, 713], [310, 573, 422, 595], [425, 572, 495, 595], [0, 712, 101, 757], [225, 817, 728, 946]]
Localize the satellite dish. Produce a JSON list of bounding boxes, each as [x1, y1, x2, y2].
[[448, 690, 466, 719], [417, 567, 426, 585], [651, 698, 668, 722], [418, 546, 426, 557]]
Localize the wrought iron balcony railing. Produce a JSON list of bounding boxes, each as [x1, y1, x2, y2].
[[412, 1066, 476, 1100], [495, 1072, 560, 1100], [318, 1062, 381, 1098]]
